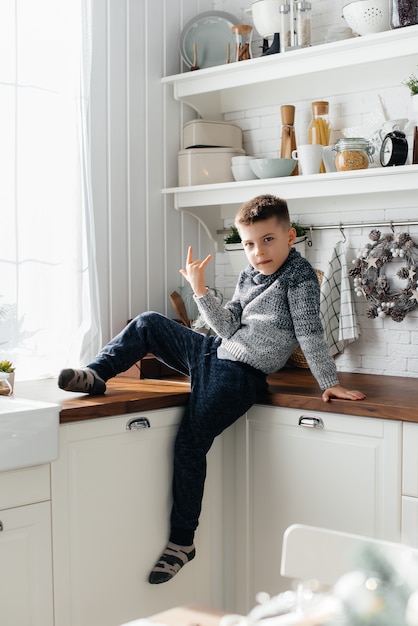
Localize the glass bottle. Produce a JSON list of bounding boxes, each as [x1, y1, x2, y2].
[[295, 1, 312, 47], [333, 138, 374, 171], [308, 101, 330, 172], [390, 0, 418, 28], [279, 4, 291, 52], [231, 24, 253, 61], [0, 373, 12, 396]]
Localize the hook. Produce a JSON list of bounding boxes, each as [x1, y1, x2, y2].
[[390, 221, 394, 233], [307, 226, 313, 247], [339, 225, 346, 243]]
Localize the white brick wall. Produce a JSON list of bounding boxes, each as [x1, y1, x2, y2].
[[212, 0, 418, 379]]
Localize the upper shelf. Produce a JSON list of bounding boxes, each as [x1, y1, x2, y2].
[[162, 26, 418, 119]]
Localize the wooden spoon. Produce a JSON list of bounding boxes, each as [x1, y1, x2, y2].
[[191, 43, 199, 71], [170, 291, 191, 327]]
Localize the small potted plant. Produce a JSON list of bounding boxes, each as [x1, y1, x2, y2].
[[224, 225, 247, 274], [402, 67, 418, 123], [292, 222, 307, 256], [0, 360, 15, 394]]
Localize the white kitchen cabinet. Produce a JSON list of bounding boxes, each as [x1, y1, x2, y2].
[[162, 26, 418, 233], [402, 422, 418, 548], [52, 407, 224, 626], [234, 406, 402, 613], [0, 465, 54, 626]]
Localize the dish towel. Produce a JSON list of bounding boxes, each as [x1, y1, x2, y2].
[[319, 240, 360, 357]]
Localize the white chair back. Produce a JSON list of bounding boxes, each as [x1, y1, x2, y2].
[[280, 524, 417, 588]]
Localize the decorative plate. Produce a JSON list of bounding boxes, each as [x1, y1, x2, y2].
[[179, 11, 239, 70]]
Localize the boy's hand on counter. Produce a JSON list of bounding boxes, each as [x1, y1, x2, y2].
[[322, 385, 366, 403]]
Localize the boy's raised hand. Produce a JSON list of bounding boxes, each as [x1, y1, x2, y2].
[[179, 246, 212, 297]]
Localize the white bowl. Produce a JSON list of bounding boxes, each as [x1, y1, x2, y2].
[[246, 0, 282, 39], [231, 155, 255, 165], [342, 0, 390, 35], [249, 157, 297, 179], [232, 163, 258, 181]]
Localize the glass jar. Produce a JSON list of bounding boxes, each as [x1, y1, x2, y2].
[[390, 0, 418, 28], [308, 101, 330, 145], [231, 24, 253, 61], [334, 138, 375, 171], [308, 101, 330, 172], [279, 4, 291, 52], [295, 1, 312, 46], [0, 373, 12, 396]]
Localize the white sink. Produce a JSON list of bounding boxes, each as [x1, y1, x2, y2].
[[0, 396, 60, 472]]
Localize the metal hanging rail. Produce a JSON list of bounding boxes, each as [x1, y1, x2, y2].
[[302, 220, 418, 231]]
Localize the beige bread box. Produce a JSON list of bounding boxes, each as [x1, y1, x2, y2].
[[183, 119, 243, 149], [178, 147, 245, 186]]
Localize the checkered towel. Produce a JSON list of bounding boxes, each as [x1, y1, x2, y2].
[[320, 240, 360, 357]]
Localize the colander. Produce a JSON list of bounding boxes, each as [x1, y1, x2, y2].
[[342, 0, 390, 35]]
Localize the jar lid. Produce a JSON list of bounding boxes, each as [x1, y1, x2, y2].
[[231, 24, 253, 34], [296, 1, 312, 10], [334, 137, 375, 156], [335, 137, 370, 149], [279, 4, 290, 13], [311, 101, 329, 115]]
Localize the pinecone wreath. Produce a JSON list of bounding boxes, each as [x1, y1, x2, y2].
[[349, 229, 418, 322]]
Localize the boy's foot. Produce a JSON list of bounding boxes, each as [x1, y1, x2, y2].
[[58, 368, 106, 395], [148, 542, 195, 584]]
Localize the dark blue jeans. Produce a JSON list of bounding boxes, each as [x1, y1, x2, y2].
[[88, 312, 267, 544]]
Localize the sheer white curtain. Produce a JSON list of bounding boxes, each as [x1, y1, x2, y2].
[[0, 0, 101, 380]]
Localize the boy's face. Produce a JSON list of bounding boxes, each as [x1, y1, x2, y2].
[[238, 217, 296, 275]]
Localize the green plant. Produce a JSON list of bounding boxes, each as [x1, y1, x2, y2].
[[403, 67, 418, 95], [224, 225, 242, 244], [225, 222, 305, 244], [0, 360, 15, 373], [292, 222, 306, 238]]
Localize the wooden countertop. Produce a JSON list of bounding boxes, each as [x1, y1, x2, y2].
[[12, 368, 418, 424]]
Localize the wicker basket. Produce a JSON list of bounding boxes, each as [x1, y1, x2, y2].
[[287, 269, 324, 369]]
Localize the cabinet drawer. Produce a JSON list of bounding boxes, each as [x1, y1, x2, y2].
[[403, 422, 418, 497], [0, 464, 50, 510]]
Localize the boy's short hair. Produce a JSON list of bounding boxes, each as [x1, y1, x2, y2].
[[235, 195, 290, 228]]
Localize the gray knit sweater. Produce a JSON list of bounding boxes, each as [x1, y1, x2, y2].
[[195, 248, 339, 391]]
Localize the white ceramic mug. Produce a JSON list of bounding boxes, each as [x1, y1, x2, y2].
[[291, 144, 324, 175], [379, 118, 409, 141]]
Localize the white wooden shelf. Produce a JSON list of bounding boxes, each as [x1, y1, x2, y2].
[[163, 165, 418, 214], [162, 26, 418, 119]]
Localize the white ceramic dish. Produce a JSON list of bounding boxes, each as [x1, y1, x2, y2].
[[231, 155, 255, 165], [245, 0, 282, 39], [249, 157, 297, 178], [232, 163, 258, 181], [179, 11, 239, 69]]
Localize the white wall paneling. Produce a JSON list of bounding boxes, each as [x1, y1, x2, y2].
[[90, 0, 216, 344]]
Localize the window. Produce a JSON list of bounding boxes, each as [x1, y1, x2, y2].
[[0, 0, 101, 380]]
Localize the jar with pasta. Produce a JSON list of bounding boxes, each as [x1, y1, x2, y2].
[[308, 101, 330, 172], [333, 137, 374, 171]]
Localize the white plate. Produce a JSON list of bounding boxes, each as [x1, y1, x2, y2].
[[179, 11, 239, 69]]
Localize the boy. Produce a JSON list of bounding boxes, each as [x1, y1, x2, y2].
[[58, 194, 365, 584]]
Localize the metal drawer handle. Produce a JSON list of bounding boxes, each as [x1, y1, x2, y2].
[[126, 417, 151, 431], [298, 416, 324, 429]]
